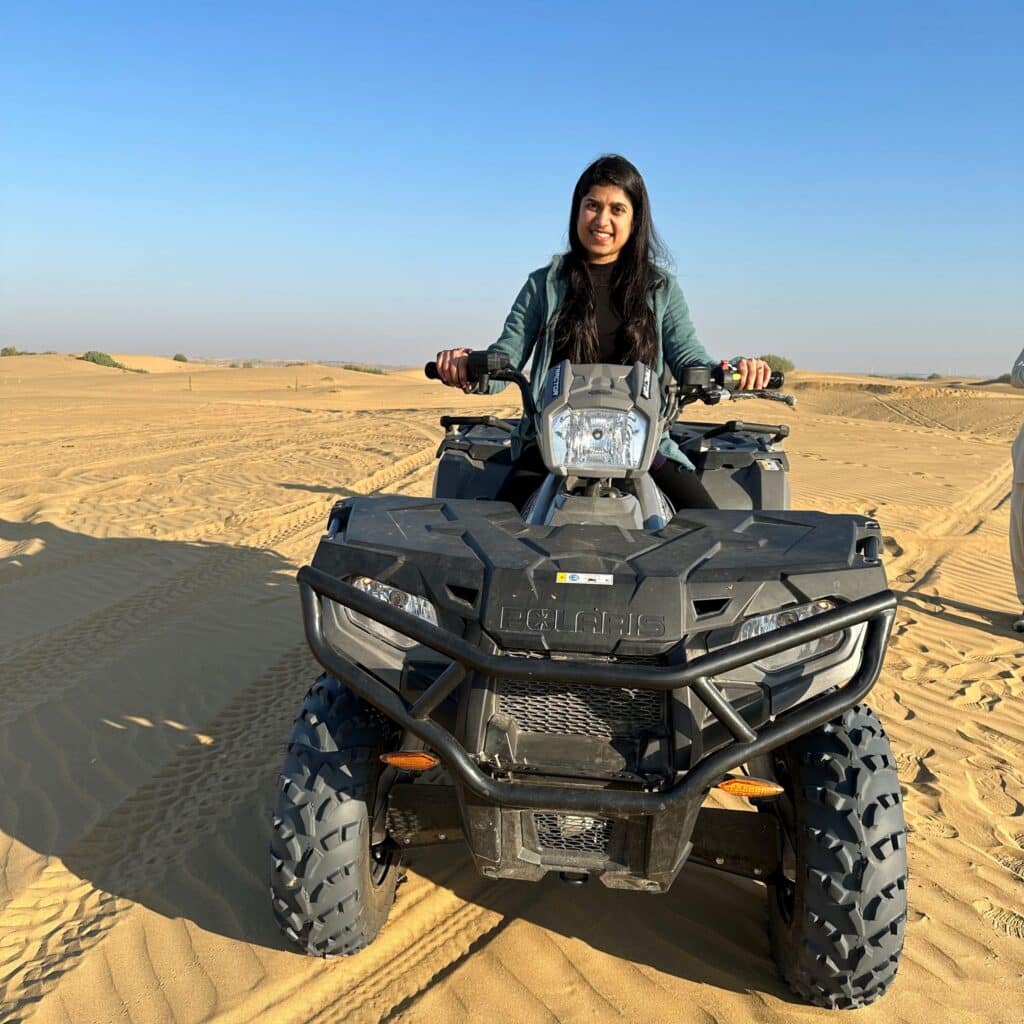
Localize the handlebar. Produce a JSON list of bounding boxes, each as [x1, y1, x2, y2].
[[679, 365, 784, 391], [424, 350, 511, 383], [678, 363, 793, 408], [425, 354, 792, 411], [425, 350, 535, 419]]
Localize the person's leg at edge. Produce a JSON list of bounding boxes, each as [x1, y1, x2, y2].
[[1010, 426, 1024, 632]]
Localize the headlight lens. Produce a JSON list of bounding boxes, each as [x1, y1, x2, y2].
[[344, 576, 438, 650], [738, 599, 840, 671], [548, 408, 648, 473]]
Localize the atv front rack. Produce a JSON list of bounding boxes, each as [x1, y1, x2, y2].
[[297, 566, 896, 819]]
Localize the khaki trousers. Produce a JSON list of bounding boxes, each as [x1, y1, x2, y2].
[[1012, 425, 1024, 604]]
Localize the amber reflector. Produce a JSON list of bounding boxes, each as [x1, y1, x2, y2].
[[380, 751, 440, 771], [716, 776, 784, 798]]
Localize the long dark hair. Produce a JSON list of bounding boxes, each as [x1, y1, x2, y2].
[[553, 154, 670, 365]]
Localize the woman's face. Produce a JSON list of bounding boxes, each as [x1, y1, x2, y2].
[[576, 184, 634, 263]]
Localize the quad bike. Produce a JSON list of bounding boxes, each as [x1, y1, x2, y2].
[[270, 353, 907, 1009]]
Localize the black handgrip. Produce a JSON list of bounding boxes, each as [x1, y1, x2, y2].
[[714, 365, 785, 390], [424, 350, 511, 383], [466, 350, 510, 377]]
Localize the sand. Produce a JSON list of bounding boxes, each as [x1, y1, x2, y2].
[[1, 354, 1023, 1023]]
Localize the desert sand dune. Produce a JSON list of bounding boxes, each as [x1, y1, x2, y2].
[[1, 356, 1023, 1023]]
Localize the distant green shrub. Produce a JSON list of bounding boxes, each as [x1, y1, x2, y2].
[[927, 372, 943, 380], [79, 350, 147, 373], [759, 353, 795, 373], [80, 350, 121, 368], [242, 361, 254, 369], [342, 364, 386, 374], [1, 346, 34, 356], [173, 353, 188, 362]]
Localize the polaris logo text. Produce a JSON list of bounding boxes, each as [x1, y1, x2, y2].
[[500, 606, 666, 638]]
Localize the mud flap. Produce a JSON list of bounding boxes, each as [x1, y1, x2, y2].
[[688, 806, 780, 880]]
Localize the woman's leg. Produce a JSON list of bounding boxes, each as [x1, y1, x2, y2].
[[495, 444, 549, 512], [650, 459, 716, 510]]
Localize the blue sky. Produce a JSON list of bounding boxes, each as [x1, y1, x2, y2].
[[2, 2, 1021, 374]]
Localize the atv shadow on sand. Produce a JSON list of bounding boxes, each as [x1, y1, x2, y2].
[[0, 518, 300, 952]]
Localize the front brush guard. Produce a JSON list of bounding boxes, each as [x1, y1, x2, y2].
[[297, 565, 896, 819]]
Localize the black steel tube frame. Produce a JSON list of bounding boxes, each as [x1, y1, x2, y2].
[[297, 565, 896, 817]]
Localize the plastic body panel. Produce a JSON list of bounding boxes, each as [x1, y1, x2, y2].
[[432, 421, 515, 501], [669, 421, 791, 511]]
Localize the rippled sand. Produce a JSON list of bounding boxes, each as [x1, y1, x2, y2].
[[1, 354, 1022, 1023]]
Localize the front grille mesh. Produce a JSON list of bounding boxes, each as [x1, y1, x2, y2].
[[533, 812, 613, 853], [497, 680, 664, 738]]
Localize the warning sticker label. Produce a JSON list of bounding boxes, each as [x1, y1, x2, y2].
[[555, 571, 614, 586]]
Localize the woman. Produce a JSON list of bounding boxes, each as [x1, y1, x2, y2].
[[434, 154, 771, 511]]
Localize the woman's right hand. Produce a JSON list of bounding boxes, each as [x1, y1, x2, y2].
[[435, 347, 475, 391]]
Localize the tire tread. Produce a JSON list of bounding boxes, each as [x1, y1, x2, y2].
[[770, 703, 908, 1008], [269, 674, 398, 956]]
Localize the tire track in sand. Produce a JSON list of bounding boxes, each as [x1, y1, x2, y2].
[[0, 446, 442, 1019], [0, 642, 313, 1020], [0, 444, 439, 725]]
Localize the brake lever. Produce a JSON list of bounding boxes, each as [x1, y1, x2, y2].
[[722, 390, 796, 408]]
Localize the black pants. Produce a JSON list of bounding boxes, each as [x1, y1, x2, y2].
[[495, 445, 715, 513]]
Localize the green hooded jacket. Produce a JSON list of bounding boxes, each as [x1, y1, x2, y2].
[[483, 254, 722, 470]]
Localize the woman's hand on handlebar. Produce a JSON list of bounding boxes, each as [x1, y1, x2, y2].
[[734, 357, 772, 390], [435, 347, 474, 391]]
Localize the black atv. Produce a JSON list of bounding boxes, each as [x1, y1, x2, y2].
[[270, 354, 907, 1009]]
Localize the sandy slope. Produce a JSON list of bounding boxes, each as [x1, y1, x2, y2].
[[1, 356, 1023, 1023]]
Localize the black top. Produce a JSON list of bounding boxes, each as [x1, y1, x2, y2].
[[551, 261, 628, 364]]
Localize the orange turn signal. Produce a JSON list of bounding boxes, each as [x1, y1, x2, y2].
[[380, 751, 440, 772], [716, 776, 784, 798]]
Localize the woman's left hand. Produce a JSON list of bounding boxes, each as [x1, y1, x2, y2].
[[735, 357, 772, 390]]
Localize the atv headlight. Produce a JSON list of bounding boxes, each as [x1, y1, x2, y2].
[[344, 576, 438, 650], [548, 408, 648, 474], [738, 599, 840, 671]]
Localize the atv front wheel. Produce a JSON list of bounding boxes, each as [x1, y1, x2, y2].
[[767, 703, 907, 1008], [270, 675, 401, 955]]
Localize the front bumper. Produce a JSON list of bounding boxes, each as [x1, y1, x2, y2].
[[297, 565, 896, 888]]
